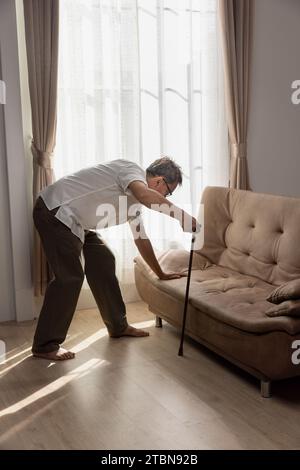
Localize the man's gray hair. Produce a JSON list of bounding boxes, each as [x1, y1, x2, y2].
[[146, 156, 183, 185]]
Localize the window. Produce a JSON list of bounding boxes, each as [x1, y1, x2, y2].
[[55, 0, 228, 294]]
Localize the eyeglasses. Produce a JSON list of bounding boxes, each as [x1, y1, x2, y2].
[[163, 178, 173, 197]]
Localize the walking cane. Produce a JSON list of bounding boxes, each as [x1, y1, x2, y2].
[[178, 231, 196, 356]]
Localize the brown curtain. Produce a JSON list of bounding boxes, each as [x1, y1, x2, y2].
[[24, 0, 59, 296], [218, 0, 252, 189]]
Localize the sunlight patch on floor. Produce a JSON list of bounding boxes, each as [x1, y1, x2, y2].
[[131, 320, 154, 330], [0, 347, 32, 366], [71, 319, 154, 353], [0, 358, 106, 418], [71, 329, 108, 353]]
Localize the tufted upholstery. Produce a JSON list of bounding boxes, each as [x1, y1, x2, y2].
[[198, 187, 300, 286]]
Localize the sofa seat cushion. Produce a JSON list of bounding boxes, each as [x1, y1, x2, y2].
[[134, 254, 300, 335]]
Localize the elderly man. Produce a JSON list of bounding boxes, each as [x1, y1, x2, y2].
[[32, 157, 199, 360]]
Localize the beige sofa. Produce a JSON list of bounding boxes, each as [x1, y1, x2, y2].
[[134, 186, 300, 397]]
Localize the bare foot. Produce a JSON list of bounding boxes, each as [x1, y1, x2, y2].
[[32, 347, 75, 361], [109, 325, 150, 338]]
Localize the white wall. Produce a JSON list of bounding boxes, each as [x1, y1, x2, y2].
[[247, 0, 300, 197], [0, 84, 15, 322], [0, 0, 34, 322]]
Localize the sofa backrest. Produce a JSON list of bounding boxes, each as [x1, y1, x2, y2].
[[198, 186, 300, 286]]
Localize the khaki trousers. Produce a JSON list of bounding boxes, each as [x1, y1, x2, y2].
[[32, 197, 128, 353]]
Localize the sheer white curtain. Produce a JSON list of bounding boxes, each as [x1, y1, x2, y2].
[[55, 0, 228, 299]]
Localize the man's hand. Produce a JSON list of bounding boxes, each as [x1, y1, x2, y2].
[[133, 236, 186, 280], [180, 215, 201, 233], [158, 271, 187, 280]]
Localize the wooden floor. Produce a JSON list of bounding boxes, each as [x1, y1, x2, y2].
[[1, 301, 300, 450]]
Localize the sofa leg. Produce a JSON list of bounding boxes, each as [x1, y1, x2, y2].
[[155, 316, 163, 328], [261, 380, 271, 398]]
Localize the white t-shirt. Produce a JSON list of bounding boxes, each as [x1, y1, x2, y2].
[[39, 159, 147, 242]]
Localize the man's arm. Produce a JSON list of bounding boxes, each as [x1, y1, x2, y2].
[[130, 222, 185, 280], [128, 181, 199, 233]]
